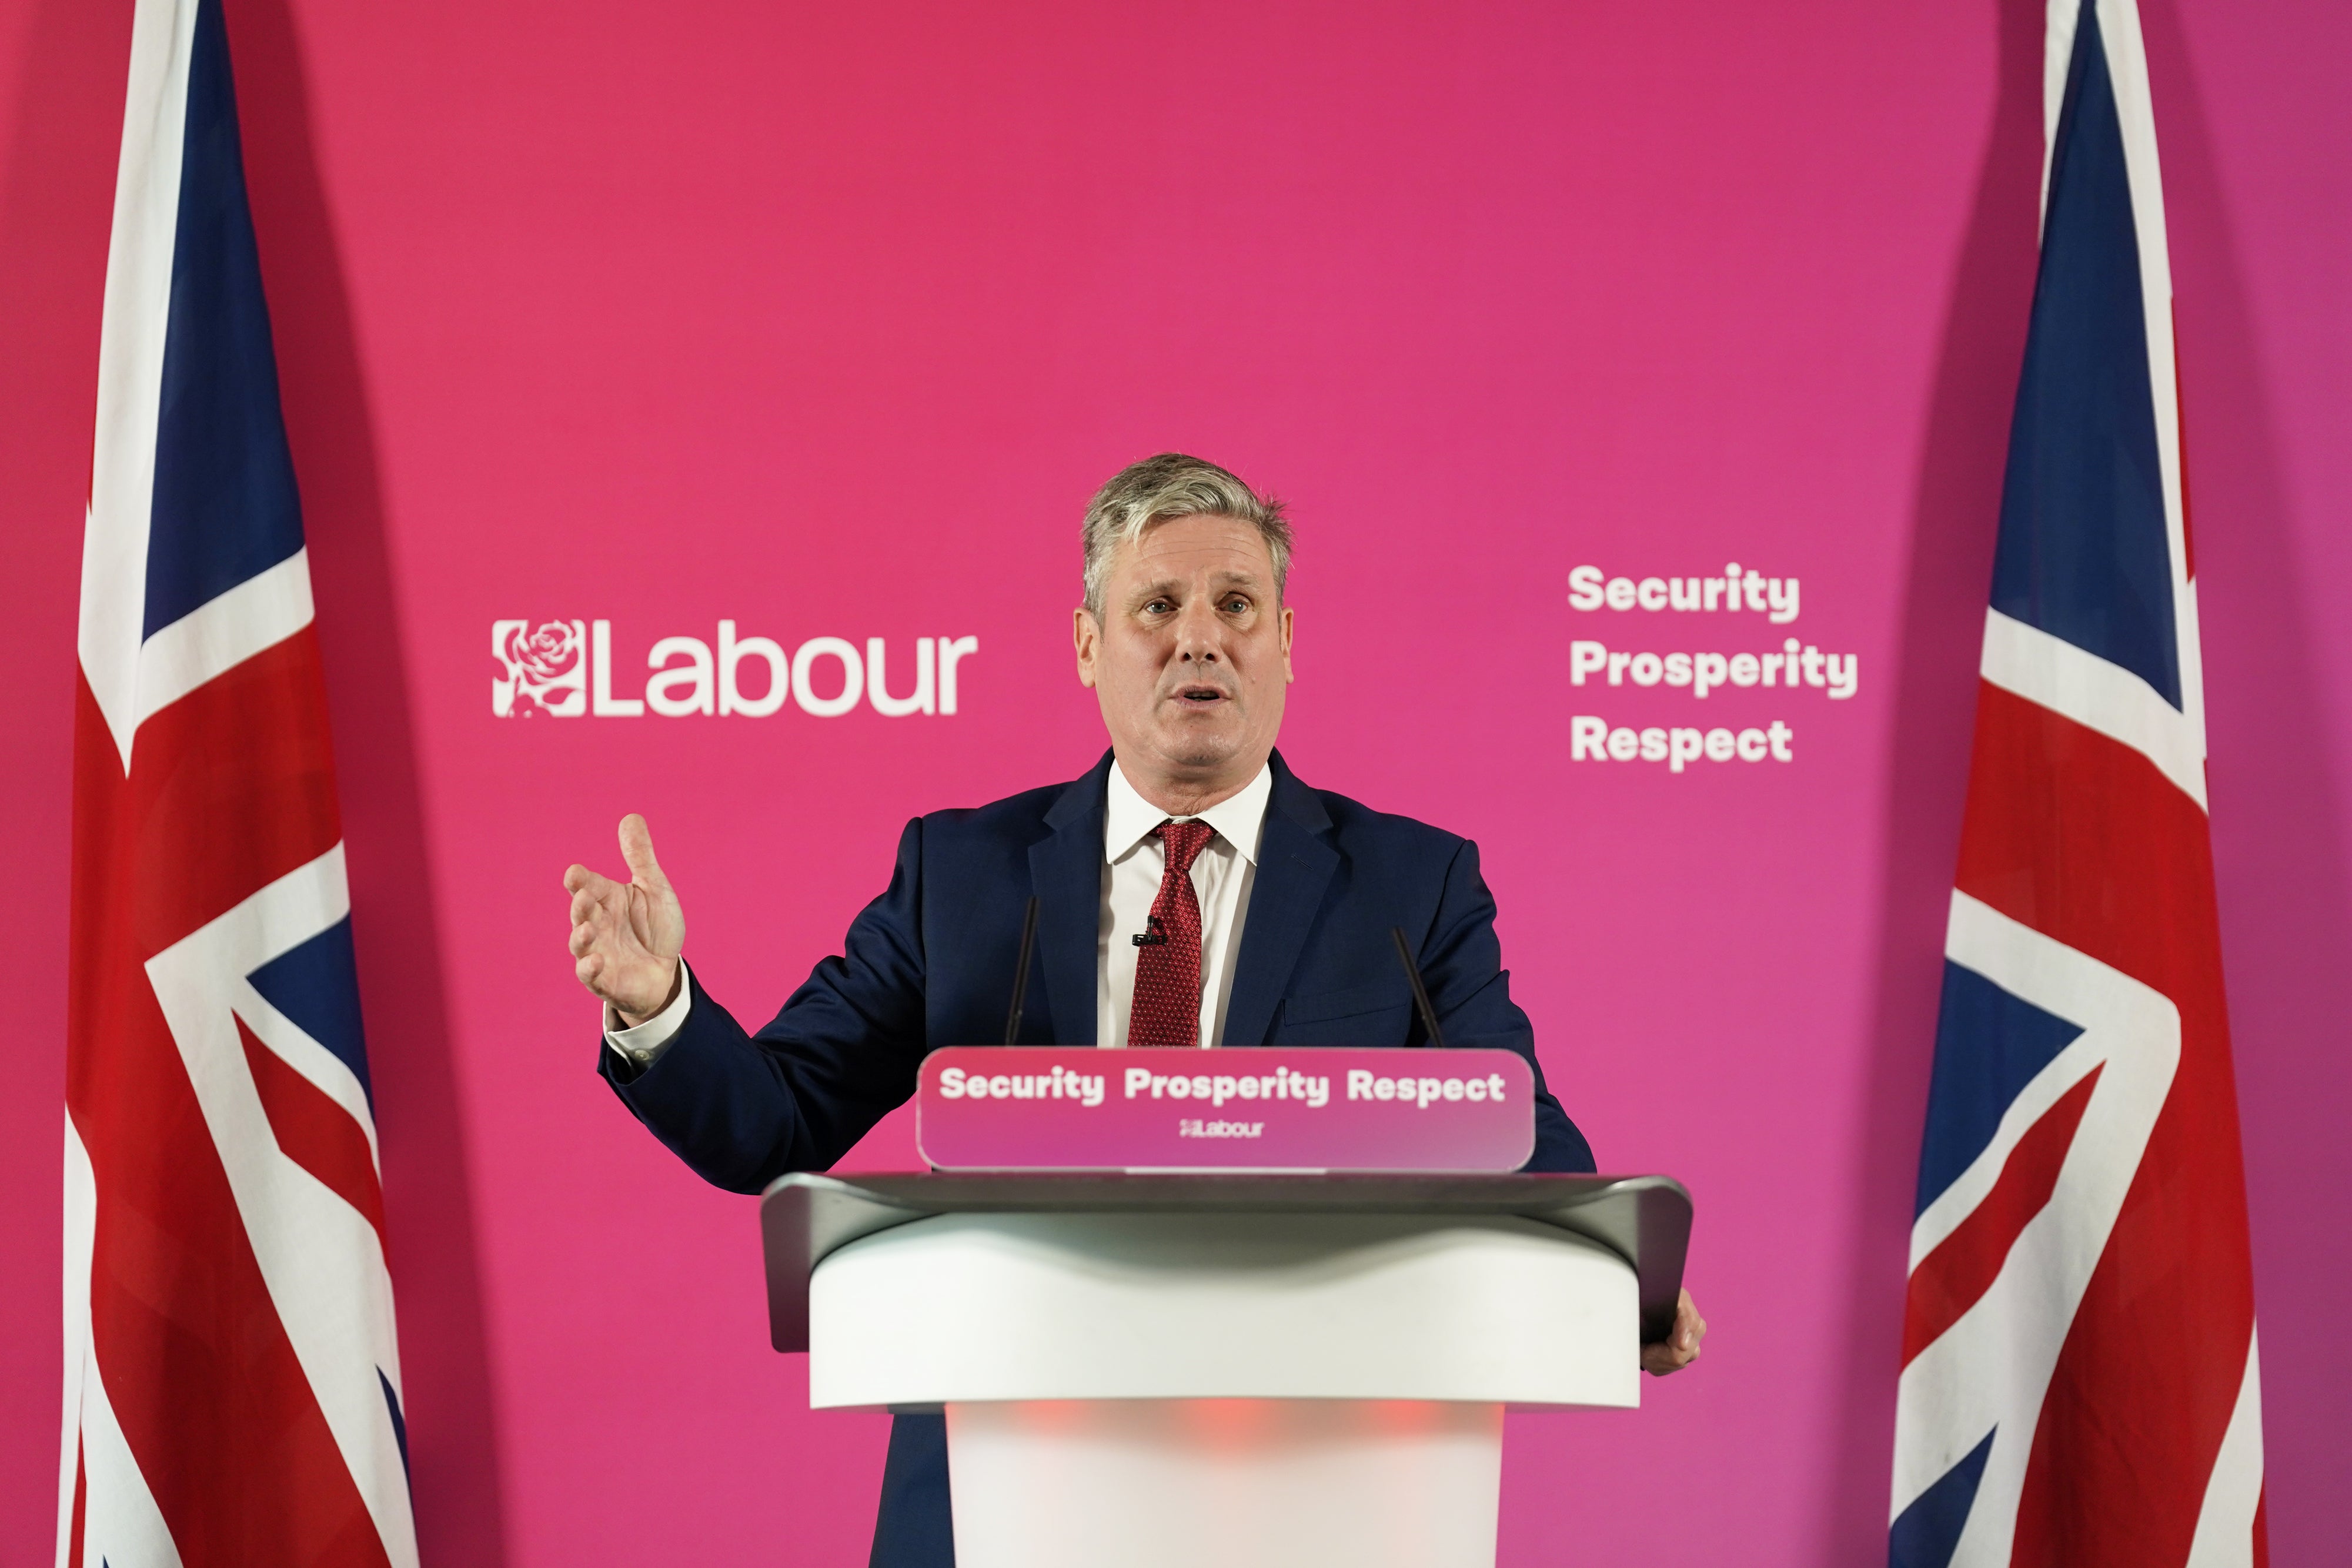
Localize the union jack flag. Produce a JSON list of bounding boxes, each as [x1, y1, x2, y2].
[[61, 1, 416, 1564], [1889, 4, 2263, 1566]]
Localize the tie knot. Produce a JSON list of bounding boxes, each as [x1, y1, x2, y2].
[[1155, 818, 1215, 874]]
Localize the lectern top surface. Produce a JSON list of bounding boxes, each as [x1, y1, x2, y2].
[[759, 1171, 1692, 1353]]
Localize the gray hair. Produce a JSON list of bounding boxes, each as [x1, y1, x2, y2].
[[1080, 453, 1292, 618]]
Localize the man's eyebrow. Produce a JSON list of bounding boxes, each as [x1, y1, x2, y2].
[[1124, 569, 1265, 606], [1125, 577, 1183, 604]]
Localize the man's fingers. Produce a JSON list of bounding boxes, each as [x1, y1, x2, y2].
[[617, 814, 666, 886], [572, 884, 627, 929], [569, 831, 672, 1007], [1642, 1289, 1706, 1376], [1673, 1289, 1703, 1352], [1642, 1340, 1699, 1376], [567, 865, 625, 908]]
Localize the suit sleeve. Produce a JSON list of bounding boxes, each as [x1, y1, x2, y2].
[[597, 818, 933, 1193], [1421, 839, 1598, 1174]]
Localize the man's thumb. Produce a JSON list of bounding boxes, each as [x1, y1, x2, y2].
[[617, 813, 665, 884]]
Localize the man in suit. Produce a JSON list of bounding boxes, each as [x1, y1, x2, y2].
[[564, 453, 1705, 1567]]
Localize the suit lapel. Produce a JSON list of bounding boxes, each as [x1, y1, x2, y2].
[[1028, 753, 1113, 1044], [1221, 753, 1338, 1047]]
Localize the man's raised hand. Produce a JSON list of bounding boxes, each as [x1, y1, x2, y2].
[[564, 814, 686, 1026]]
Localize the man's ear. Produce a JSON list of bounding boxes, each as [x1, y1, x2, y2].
[[1073, 606, 1100, 689], [1279, 604, 1295, 683]]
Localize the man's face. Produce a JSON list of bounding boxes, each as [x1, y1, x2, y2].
[[1075, 514, 1294, 795]]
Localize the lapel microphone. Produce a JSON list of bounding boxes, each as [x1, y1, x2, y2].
[[1131, 915, 1170, 947]]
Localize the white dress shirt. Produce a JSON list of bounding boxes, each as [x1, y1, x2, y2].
[[605, 761, 1274, 1065], [1098, 760, 1270, 1050]]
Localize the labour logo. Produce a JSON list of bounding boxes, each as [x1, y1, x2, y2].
[[492, 619, 587, 716], [487, 617, 980, 718]]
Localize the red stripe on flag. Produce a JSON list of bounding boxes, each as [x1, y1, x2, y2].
[[235, 1014, 387, 1246], [123, 627, 345, 956], [69, 672, 390, 1568], [1955, 683, 2258, 1568], [1902, 1065, 2103, 1368]]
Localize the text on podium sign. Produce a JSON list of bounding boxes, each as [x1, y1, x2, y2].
[[916, 1046, 1534, 1172]]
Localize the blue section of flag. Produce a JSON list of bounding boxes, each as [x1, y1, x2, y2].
[[378, 1370, 410, 1482], [248, 916, 373, 1108], [1916, 961, 2084, 1216], [142, 0, 304, 640], [1989, 0, 2180, 707], [1889, 1428, 1996, 1568]]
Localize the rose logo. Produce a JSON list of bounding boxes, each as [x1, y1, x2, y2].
[[492, 619, 587, 716]]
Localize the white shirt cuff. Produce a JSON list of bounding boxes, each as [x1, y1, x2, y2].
[[604, 959, 693, 1070]]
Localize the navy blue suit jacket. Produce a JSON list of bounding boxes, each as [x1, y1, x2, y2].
[[600, 750, 1594, 1567]]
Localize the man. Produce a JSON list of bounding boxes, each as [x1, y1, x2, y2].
[[564, 454, 1705, 1567]]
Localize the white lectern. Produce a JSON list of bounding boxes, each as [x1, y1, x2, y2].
[[761, 1172, 1692, 1568]]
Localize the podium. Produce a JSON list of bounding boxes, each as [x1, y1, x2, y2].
[[761, 1171, 1692, 1568]]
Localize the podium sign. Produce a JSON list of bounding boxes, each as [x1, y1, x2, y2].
[[916, 1046, 1534, 1172]]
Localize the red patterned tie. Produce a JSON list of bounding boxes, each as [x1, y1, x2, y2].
[[1127, 819, 1217, 1049]]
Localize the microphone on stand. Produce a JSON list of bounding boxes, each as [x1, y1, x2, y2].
[[1002, 895, 1040, 1047], [1389, 926, 1450, 1049]]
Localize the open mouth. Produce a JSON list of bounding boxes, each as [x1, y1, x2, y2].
[[1174, 684, 1228, 705]]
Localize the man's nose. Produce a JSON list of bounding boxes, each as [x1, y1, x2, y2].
[[1171, 597, 1225, 662]]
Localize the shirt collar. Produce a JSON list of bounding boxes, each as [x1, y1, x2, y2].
[[1105, 760, 1274, 869]]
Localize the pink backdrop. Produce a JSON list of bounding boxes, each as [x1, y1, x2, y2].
[[3, 0, 2345, 1562]]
